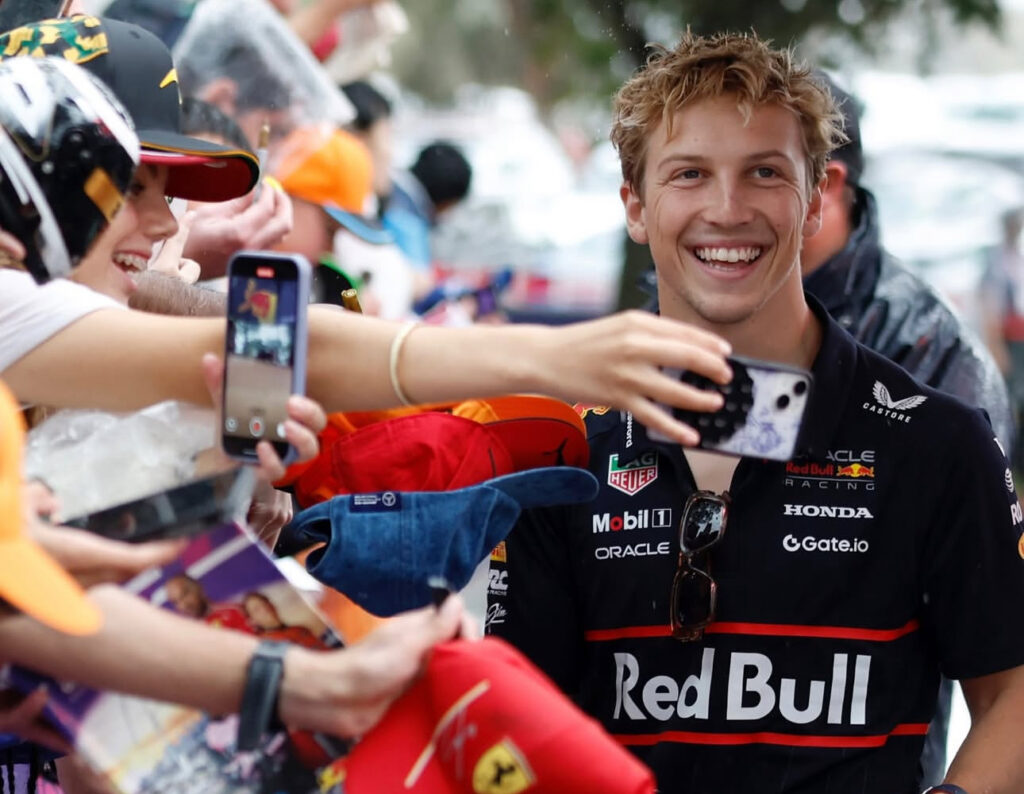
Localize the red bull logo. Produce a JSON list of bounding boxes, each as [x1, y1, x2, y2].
[[785, 461, 835, 477], [836, 463, 875, 479], [575, 403, 610, 420]]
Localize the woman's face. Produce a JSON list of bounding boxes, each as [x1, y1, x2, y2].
[[72, 164, 178, 305], [243, 594, 281, 629]]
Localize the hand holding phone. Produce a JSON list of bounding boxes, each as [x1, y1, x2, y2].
[[221, 251, 311, 463], [652, 356, 813, 461]]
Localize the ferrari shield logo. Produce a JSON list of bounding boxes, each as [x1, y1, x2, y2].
[[472, 740, 535, 794], [608, 452, 658, 496]]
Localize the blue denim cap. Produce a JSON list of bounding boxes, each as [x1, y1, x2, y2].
[[283, 467, 599, 616]]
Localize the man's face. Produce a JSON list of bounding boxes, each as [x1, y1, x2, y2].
[[166, 577, 206, 618], [622, 96, 822, 328]]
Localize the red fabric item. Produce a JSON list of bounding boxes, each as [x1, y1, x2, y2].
[[294, 413, 516, 507], [332, 637, 655, 794], [282, 396, 588, 508]]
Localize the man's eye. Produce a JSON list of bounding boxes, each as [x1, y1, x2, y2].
[[129, 182, 145, 197], [675, 168, 701, 180], [754, 166, 777, 178]]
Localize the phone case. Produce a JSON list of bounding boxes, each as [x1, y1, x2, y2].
[[660, 356, 813, 461], [222, 251, 311, 465]]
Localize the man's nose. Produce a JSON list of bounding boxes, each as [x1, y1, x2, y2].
[[702, 179, 754, 226]]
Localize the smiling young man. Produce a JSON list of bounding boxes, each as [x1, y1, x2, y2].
[[488, 32, 1024, 794]]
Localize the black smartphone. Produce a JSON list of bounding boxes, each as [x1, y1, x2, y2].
[[222, 251, 311, 463], [63, 466, 256, 543], [655, 356, 814, 461]]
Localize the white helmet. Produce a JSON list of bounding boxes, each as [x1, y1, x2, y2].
[[0, 56, 139, 283]]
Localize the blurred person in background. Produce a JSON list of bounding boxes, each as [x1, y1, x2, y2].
[[382, 140, 473, 272], [341, 78, 396, 206], [102, 0, 387, 58], [800, 73, 1013, 452], [980, 206, 1024, 468], [799, 73, 1016, 787], [273, 124, 415, 318]]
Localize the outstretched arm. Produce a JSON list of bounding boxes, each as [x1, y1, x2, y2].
[[4, 306, 731, 444], [0, 585, 468, 739]]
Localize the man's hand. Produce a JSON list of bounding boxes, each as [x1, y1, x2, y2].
[[183, 185, 294, 279], [277, 595, 473, 738], [0, 688, 72, 754]]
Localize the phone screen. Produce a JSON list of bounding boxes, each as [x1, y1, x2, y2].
[[222, 255, 305, 460]]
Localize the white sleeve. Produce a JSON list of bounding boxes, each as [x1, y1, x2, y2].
[[0, 271, 124, 372]]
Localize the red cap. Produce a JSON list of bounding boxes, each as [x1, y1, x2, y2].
[[293, 413, 515, 507], [452, 395, 589, 471], [289, 396, 588, 509], [331, 637, 655, 794]]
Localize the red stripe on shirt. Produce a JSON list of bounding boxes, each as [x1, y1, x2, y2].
[[584, 619, 919, 643], [614, 722, 929, 748]]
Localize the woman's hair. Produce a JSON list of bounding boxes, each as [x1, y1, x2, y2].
[[611, 31, 845, 195]]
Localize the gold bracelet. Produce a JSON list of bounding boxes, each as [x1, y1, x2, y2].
[[388, 322, 420, 406]]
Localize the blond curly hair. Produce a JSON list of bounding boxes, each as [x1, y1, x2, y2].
[[611, 31, 845, 195]]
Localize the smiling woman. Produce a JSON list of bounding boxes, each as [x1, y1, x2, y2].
[[72, 165, 179, 305]]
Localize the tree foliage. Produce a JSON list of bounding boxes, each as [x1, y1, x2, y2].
[[393, 0, 1003, 109]]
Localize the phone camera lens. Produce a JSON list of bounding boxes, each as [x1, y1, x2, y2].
[[793, 380, 807, 395], [776, 395, 791, 410]]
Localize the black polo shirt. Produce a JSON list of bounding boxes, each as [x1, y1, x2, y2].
[[487, 299, 1024, 794]]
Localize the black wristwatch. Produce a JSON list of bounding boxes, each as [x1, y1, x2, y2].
[[237, 640, 290, 751], [922, 785, 970, 794]]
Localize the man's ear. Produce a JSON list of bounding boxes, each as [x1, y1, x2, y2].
[[620, 181, 649, 245], [802, 180, 825, 239], [198, 77, 238, 115], [821, 161, 849, 201]]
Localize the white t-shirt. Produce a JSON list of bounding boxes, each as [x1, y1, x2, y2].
[[0, 270, 123, 372]]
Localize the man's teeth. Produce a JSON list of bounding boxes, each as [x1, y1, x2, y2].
[[694, 246, 762, 263], [113, 253, 147, 273]]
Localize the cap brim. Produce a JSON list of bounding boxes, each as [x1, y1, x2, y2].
[[0, 539, 102, 636], [484, 466, 598, 510], [323, 207, 394, 245], [139, 131, 260, 202]]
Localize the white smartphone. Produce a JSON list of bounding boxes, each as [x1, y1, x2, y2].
[[654, 355, 813, 461]]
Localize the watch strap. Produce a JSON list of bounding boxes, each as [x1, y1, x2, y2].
[[922, 786, 970, 794], [237, 640, 290, 751]]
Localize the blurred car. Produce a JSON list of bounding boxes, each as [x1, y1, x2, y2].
[[862, 149, 1024, 329]]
